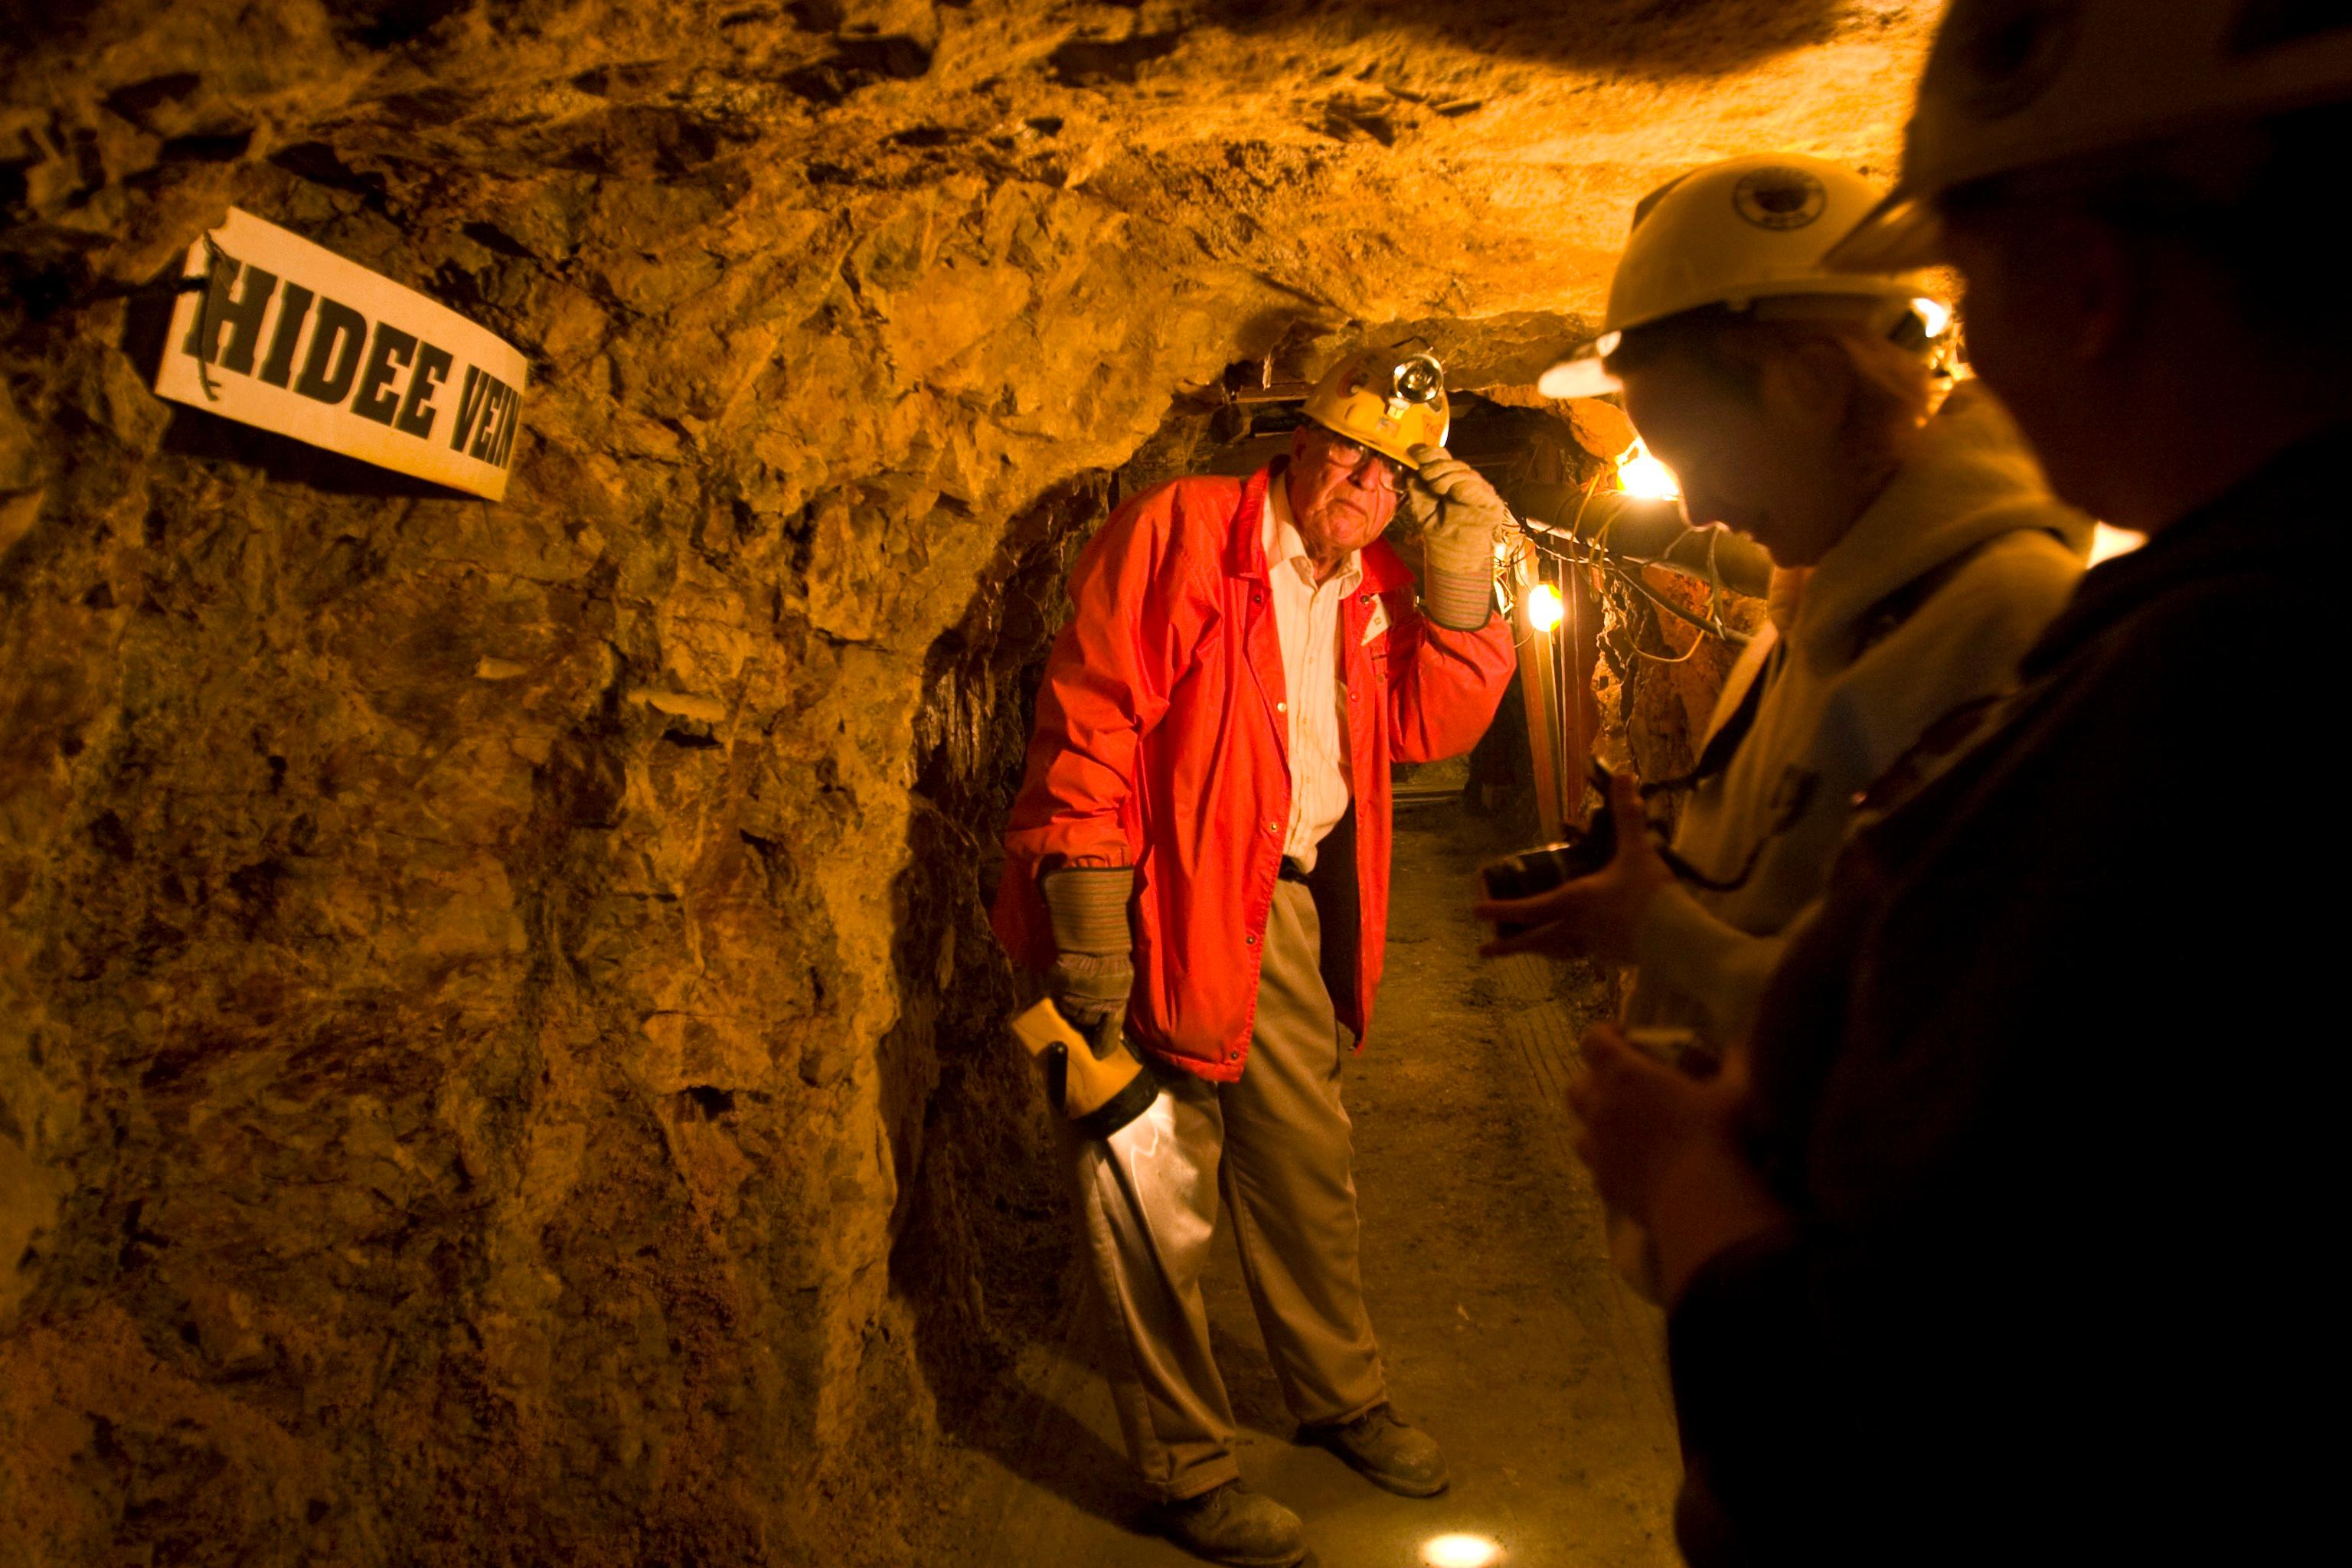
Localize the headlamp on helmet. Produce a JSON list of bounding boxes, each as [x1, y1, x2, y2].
[[1392, 352, 1444, 407], [1302, 345, 1453, 469]]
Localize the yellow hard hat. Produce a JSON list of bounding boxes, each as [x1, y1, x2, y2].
[[1540, 154, 1938, 397], [1301, 346, 1451, 470], [1829, 0, 2352, 273]]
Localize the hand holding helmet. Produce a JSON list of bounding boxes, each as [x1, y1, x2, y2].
[[1404, 444, 1510, 629], [1295, 346, 1500, 629]]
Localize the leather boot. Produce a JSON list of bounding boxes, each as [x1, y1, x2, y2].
[[1305, 1403, 1450, 1497], [1159, 1479, 1308, 1567]]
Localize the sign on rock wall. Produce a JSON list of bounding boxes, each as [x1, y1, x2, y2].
[[155, 207, 528, 501]]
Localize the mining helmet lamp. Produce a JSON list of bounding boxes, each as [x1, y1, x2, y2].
[[1302, 345, 1452, 469], [1391, 351, 1444, 406]]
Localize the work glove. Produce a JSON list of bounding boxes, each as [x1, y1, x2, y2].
[[1403, 443, 1510, 630], [1039, 865, 1135, 1028]]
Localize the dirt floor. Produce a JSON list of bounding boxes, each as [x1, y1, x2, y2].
[[942, 802, 1685, 1568]]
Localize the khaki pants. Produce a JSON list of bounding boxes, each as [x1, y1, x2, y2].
[[1067, 880, 1388, 1501]]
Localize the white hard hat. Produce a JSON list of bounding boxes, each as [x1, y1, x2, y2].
[[1541, 153, 1936, 397], [1829, 0, 2352, 273]]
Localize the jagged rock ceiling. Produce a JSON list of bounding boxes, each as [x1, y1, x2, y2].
[[16, 1, 1930, 360], [1, 3, 1932, 1564]]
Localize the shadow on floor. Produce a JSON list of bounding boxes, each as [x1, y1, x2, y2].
[[948, 1286, 1306, 1535]]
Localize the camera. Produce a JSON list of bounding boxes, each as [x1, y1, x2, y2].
[[1478, 761, 1621, 939]]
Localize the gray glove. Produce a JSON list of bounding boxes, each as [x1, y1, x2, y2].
[[1404, 443, 1509, 629], [1039, 865, 1135, 1026]]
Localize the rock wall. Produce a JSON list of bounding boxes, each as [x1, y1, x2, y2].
[[1, 3, 1927, 1563]]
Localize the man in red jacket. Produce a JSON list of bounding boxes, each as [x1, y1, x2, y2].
[[993, 346, 1516, 1566]]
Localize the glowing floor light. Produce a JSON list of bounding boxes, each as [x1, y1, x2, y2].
[[1423, 1534, 1504, 1568], [1525, 582, 1565, 633]]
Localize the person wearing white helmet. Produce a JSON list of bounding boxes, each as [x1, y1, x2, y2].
[[1480, 152, 2088, 1069], [1562, 5, 2352, 1564]]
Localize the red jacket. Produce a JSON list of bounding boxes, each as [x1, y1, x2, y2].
[[992, 464, 1517, 1082]]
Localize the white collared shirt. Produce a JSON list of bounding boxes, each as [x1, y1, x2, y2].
[[1264, 481, 1360, 873]]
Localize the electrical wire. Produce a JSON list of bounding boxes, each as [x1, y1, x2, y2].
[[1506, 464, 1754, 649], [1618, 571, 1717, 662], [1511, 502, 1749, 649], [1494, 470, 1764, 831]]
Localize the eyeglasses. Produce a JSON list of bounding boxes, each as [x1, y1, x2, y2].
[[1300, 427, 1403, 486]]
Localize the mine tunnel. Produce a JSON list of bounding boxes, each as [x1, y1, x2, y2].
[[0, 2, 2232, 1566]]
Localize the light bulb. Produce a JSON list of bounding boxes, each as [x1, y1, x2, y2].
[[1526, 583, 1564, 632], [2088, 522, 2145, 566], [1615, 439, 1681, 501]]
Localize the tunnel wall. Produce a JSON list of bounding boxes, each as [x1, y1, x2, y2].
[[1, 4, 1926, 1563]]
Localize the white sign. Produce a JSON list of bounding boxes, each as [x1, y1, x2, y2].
[[155, 207, 528, 501]]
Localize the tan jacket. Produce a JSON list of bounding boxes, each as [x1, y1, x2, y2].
[[1628, 384, 2091, 1043]]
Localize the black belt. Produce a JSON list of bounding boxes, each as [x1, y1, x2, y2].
[[1278, 858, 1311, 884]]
